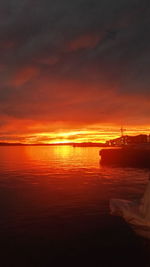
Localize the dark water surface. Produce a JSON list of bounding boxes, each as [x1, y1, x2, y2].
[[0, 146, 149, 267]]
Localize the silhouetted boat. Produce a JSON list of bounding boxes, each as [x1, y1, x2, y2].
[[100, 146, 150, 168]]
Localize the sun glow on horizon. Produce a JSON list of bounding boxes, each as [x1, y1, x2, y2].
[[0, 125, 150, 145]]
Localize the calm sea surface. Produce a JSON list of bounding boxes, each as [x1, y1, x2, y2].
[[0, 145, 149, 267]]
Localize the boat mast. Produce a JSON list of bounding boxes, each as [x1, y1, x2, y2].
[[120, 126, 125, 137], [120, 126, 126, 145]]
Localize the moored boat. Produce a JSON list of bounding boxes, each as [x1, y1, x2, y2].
[[100, 146, 150, 168]]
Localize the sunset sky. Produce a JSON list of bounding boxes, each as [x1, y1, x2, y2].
[[0, 0, 150, 144]]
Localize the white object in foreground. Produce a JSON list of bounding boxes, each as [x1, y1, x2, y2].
[[110, 181, 150, 239]]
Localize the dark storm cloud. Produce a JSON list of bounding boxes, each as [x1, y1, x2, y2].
[[0, 0, 150, 126], [0, 0, 147, 66]]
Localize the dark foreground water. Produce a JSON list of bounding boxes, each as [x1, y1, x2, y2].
[[0, 145, 149, 267]]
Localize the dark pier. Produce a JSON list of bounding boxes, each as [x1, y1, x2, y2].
[[100, 147, 150, 168]]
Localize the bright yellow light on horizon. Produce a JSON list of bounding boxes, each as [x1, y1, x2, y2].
[[2, 125, 150, 144]]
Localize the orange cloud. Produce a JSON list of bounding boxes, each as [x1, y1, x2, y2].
[[66, 33, 102, 52], [11, 66, 39, 87]]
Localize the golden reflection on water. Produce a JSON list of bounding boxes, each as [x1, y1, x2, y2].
[[23, 145, 101, 170], [0, 146, 102, 176]]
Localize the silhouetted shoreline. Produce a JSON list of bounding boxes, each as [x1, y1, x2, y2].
[[0, 142, 107, 147]]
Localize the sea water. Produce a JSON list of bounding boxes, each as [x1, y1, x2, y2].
[[0, 145, 149, 267]]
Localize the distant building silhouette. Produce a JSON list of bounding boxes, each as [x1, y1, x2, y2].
[[106, 134, 149, 147]]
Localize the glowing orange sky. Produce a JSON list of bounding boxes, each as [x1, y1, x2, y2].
[[24, 127, 150, 144], [0, 77, 149, 144], [0, 0, 150, 144], [0, 117, 149, 144]]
